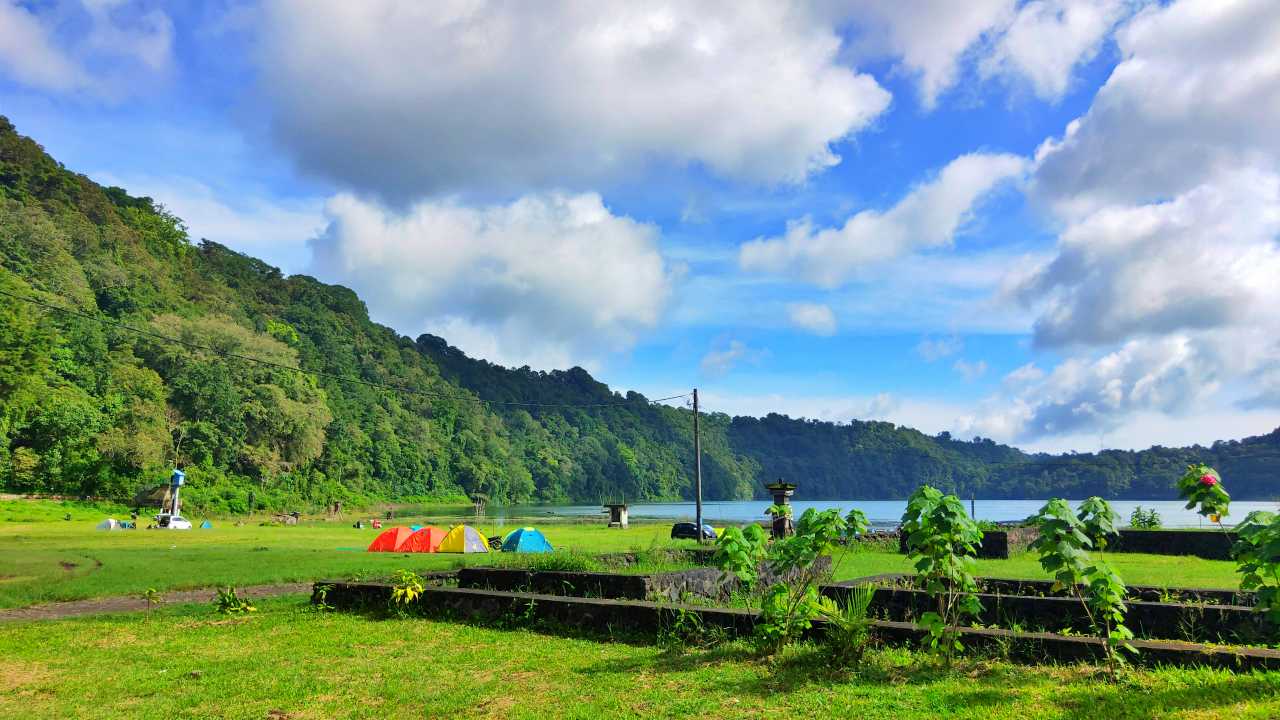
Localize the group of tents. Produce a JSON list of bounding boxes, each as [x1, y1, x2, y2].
[[367, 525, 553, 554]]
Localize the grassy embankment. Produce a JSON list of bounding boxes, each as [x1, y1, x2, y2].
[[2, 595, 1279, 719], [1, 500, 1246, 608]]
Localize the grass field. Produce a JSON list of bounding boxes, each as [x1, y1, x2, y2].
[[3, 595, 1279, 719], [0, 501, 1248, 608]]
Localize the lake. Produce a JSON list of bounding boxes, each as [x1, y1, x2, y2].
[[498, 499, 1280, 529]]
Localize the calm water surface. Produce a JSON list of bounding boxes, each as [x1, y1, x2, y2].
[[499, 499, 1280, 529]]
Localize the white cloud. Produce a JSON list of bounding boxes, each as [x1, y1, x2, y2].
[[980, 0, 1132, 100], [842, 0, 1135, 107], [0, 0, 174, 97], [973, 0, 1280, 442], [953, 358, 989, 382], [739, 152, 1026, 287], [256, 0, 891, 200], [844, 0, 1015, 109], [96, 174, 326, 274], [1018, 170, 1280, 348], [308, 192, 673, 370], [786, 302, 837, 336], [0, 1, 84, 91], [697, 389, 967, 432], [1033, 0, 1280, 216], [917, 335, 963, 362], [699, 339, 767, 379]]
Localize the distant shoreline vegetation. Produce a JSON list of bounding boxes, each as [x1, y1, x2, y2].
[[2, 116, 1279, 514]]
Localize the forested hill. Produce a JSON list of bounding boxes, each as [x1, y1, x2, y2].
[[2, 118, 1278, 511]]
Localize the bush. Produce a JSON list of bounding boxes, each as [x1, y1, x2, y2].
[[1129, 506, 1162, 529]]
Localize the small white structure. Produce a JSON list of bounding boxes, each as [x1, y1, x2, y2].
[[96, 518, 122, 531], [604, 503, 629, 529]]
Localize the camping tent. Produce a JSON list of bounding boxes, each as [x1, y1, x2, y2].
[[437, 525, 490, 553], [199, 520, 213, 529], [367, 526, 416, 552], [96, 518, 121, 531], [401, 526, 447, 553], [501, 527, 554, 553]]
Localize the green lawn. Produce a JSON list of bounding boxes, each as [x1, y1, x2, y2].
[[0, 511, 698, 608], [3, 595, 1278, 719], [1, 501, 1248, 608]]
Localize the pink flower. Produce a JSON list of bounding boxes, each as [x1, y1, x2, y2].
[[1199, 474, 1217, 487]]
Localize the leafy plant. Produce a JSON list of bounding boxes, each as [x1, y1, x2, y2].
[[1029, 499, 1136, 679], [1232, 510, 1280, 625], [817, 583, 876, 667], [1129, 505, 1162, 529], [1029, 499, 1093, 590], [712, 524, 768, 588], [1076, 497, 1121, 552], [1177, 463, 1230, 522], [389, 569, 424, 607], [141, 587, 163, 609], [766, 503, 793, 519], [1084, 561, 1137, 679], [213, 587, 257, 614], [901, 485, 983, 662]]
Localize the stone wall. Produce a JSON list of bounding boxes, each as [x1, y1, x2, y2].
[[314, 581, 1280, 671], [898, 527, 1038, 559], [1109, 528, 1239, 560]]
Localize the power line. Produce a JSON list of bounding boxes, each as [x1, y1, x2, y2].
[[0, 287, 690, 410]]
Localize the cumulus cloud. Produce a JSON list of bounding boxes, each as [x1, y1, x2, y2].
[[1033, 0, 1280, 216], [0, 0, 174, 97], [1018, 170, 1280, 348], [979, 0, 1132, 100], [843, 0, 1135, 107], [739, 153, 1026, 287], [308, 192, 673, 370], [975, 0, 1280, 442], [786, 302, 837, 336], [255, 0, 891, 201], [699, 339, 767, 379], [843, 0, 1015, 108]]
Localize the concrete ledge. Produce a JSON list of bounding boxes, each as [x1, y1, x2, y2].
[[820, 584, 1271, 645], [314, 581, 1280, 671], [1109, 529, 1239, 560], [899, 527, 1038, 559]]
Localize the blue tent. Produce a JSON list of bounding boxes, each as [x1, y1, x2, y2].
[[199, 520, 213, 529], [501, 527, 553, 553]]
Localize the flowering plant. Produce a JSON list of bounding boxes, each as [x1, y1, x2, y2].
[[1176, 464, 1230, 519]]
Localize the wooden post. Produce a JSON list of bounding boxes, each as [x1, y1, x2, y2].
[[693, 388, 704, 544]]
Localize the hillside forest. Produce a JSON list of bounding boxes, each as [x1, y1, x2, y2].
[[2, 117, 1277, 512]]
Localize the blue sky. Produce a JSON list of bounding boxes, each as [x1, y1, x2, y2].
[[3, 0, 1280, 453]]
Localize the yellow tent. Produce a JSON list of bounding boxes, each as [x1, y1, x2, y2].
[[437, 524, 490, 553]]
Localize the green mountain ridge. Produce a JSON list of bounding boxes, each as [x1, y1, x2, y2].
[[2, 117, 1278, 511]]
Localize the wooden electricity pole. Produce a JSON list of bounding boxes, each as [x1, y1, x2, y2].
[[693, 388, 704, 544]]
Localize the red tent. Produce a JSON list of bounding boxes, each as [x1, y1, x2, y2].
[[400, 526, 447, 553], [367, 526, 415, 552]]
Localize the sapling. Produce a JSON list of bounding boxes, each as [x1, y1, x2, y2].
[[901, 485, 984, 662], [1076, 497, 1121, 553]]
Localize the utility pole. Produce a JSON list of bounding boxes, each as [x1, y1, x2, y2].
[[693, 388, 704, 544]]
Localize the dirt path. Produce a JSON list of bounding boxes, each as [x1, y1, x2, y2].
[[0, 583, 312, 622]]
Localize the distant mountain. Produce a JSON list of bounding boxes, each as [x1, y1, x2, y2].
[[1, 116, 1277, 510]]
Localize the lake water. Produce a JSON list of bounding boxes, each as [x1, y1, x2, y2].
[[498, 499, 1280, 529]]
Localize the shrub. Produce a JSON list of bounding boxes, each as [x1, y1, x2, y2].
[[818, 583, 876, 667], [389, 569, 424, 607], [1232, 511, 1280, 625], [712, 524, 768, 588], [901, 485, 983, 661], [1129, 506, 1162, 529], [213, 587, 256, 614]]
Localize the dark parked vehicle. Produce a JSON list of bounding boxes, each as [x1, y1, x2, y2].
[[670, 522, 717, 540]]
